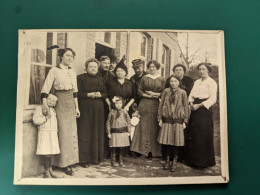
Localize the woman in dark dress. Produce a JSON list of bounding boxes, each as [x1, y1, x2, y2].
[[185, 63, 217, 169], [130, 60, 165, 159], [77, 58, 108, 166], [106, 58, 135, 113]]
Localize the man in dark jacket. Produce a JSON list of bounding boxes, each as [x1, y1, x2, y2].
[[130, 59, 147, 105], [165, 64, 193, 96]]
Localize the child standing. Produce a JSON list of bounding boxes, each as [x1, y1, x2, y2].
[[33, 94, 60, 178], [106, 96, 131, 166], [157, 76, 189, 172]]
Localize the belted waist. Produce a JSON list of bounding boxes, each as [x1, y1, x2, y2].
[[162, 117, 184, 124], [111, 126, 128, 133], [193, 98, 208, 104]]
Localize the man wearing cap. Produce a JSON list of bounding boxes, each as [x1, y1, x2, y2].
[[130, 59, 147, 105], [109, 54, 118, 74], [165, 64, 193, 96]]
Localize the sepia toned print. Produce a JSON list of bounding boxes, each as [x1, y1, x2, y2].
[[14, 29, 228, 185]]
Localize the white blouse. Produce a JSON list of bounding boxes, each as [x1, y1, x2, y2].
[[41, 64, 78, 94], [188, 77, 217, 109]]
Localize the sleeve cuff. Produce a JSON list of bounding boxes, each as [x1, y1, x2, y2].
[[73, 92, 78, 98], [41, 93, 48, 100]]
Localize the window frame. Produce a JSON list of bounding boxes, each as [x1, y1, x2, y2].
[[24, 32, 58, 110]]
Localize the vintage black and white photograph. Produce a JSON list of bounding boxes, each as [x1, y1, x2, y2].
[[14, 29, 228, 185]]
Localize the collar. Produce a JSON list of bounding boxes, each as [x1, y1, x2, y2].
[[56, 64, 72, 69], [146, 73, 161, 80]]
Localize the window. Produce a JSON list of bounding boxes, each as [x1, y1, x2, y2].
[[104, 32, 111, 44], [140, 35, 147, 57], [28, 32, 60, 105], [161, 44, 171, 78]]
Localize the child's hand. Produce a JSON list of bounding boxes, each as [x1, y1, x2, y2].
[[158, 119, 162, 127], [183, 122, 186, 129], [108, 134, 111, 139], [42, 104, 50, 116]]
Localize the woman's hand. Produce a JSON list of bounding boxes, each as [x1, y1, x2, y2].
[[108, 133, 111, 139], [145, 90, 153, 95], [75, 108, 80, 118], [124, 105, 129, 112], [87, 92, 96, 99], [158, 119, 162, 127], [192, 104, 202, 111], [42, 103, 50, 116], [183, 122, 186, 129], [95, 92, 102, 98]]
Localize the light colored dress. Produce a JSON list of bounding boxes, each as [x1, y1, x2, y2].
[[33, 106, 60, 155], [41, 64, 79, 167]]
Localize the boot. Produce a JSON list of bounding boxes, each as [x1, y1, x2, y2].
[[171, 156, 178, 172], [43, 157, 51, 178], [163, 155, 171, 170], [119, 147, 124, 166], [110, 148, 116, 167]]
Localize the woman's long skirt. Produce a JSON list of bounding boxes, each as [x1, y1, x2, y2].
[[77, 98, 105, 164], [130, 98, 161, 157], [185, 99, 216, 168], [53, 90, 79, 168]]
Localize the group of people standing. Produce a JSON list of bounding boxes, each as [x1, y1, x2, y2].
[[33, 46, 217, 178]]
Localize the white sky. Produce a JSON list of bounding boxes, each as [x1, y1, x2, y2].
[[177, 32, 219, 67]]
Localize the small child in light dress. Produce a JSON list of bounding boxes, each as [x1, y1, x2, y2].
[[130, 103, 140, 141], [33, 94, 60, 178], [106, 96, 131, 166], [157, 76, 189, 172]]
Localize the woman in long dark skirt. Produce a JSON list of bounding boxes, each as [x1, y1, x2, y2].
[[77, 58, 108, 167], [185, 62, 217, 169]]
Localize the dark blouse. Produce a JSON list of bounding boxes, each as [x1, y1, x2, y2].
[[97, 68, 115, 90], [138, 75, 166, 97], [165, 75, 193, 96], [107, 77, 135, 105], [130, 72, 147, 99], [77, 73, 107, 99]]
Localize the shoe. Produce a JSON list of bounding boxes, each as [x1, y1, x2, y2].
[[65, 166, 74, 176], [80, 163, 89, 168], [111, 148, 116, 167], [43, 170, 51, 178], [119, 148, 124, 166], [163, 155, 170, 170], [171, 158, 177, 172], [147, 152, 152, 160]]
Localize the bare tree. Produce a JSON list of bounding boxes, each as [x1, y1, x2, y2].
[[166, 32, 204, 69]]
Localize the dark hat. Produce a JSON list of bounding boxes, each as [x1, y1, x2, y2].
[[197, 62, 213, 73], [172, 64, 187, 73], [114, 58, 128, 75], [132, 59, 144, 68], [110, 55, 118, 63]]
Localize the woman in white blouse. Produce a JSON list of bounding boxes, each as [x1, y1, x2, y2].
[[41, 48, 80, 176], [185, 62, 217, 169]]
